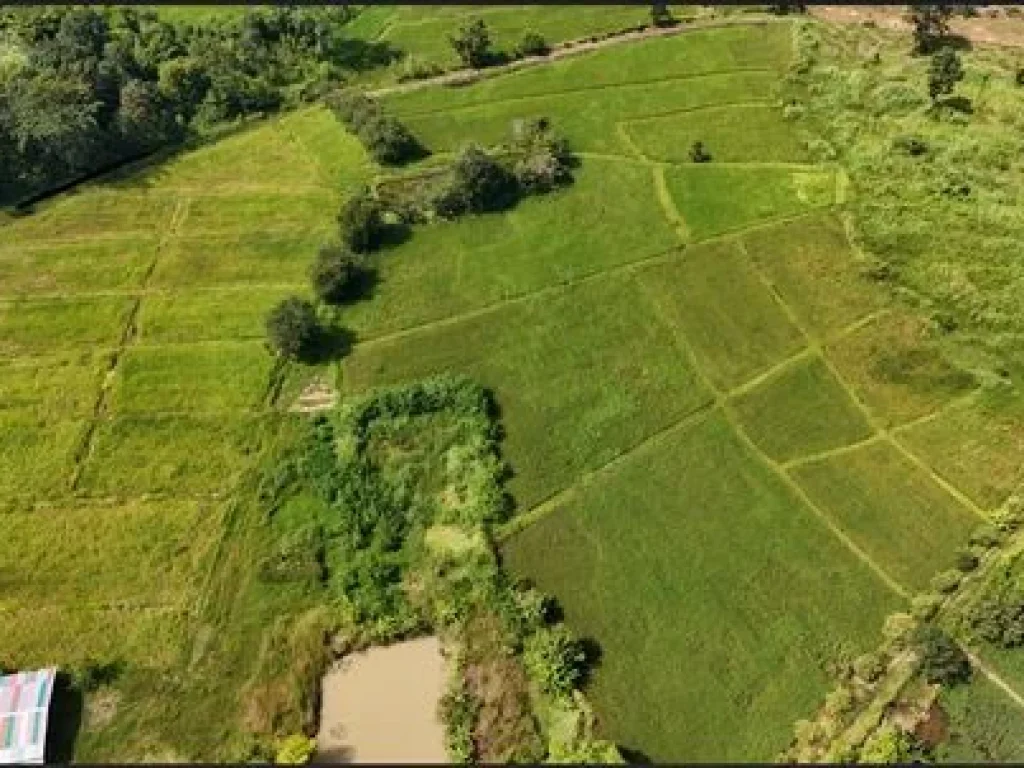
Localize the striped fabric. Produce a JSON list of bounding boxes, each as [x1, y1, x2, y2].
[[0, 669, 55, 764]]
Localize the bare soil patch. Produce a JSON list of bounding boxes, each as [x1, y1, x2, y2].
[[315, 636, 448, 763], [810, 6, 1024, 49]]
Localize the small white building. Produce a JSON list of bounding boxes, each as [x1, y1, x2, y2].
[[0, 669, 56, 765]]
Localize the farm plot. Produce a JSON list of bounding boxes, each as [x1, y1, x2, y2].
[[0, 414, 84, 505], [343, 156, 677, 338], [729, 354, 873, 463], [897, 386, 1024, 511], [623, 103, 809, 164], [635, 240, 805, 391], [342, 276, 712, 509], [826, 309, 978, 428], [0, 352, 108, 421], [741, 213, 888, 339], [501, 410, 902, 761], [0, 237, 158, 297], [790, 439, 978, 592], [0, 296, 133, 359], [663, 164, 838, 240], [939, 674, 1024, 763], [137, 287, 300, 344]]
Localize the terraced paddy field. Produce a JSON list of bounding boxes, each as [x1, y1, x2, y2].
[[3, 15, 1024, 763]]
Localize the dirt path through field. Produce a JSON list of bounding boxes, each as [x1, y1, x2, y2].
[[368, 17, 774, 98], [315, 636, 448, 763]]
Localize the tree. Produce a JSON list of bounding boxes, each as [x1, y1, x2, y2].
[[516, 30, 549, 58], [449, 18, 491, 69], [310, 243, 363, 304], [266, 297, 319, 359], [157, 57, 210, 124], [690, 140, 711, 163], [928, 46, 964, 103], [447, 143, 518, 213], [909, 4, 953, 55], [912, 625, 971, 686], [523, 627, 586, 698], [117, 78, 173, 146], [651, 2, 674, 27], [338, 188, 386, 253]]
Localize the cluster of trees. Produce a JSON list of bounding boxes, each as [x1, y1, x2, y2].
[[447, 18, 552, 70], [326, 89, 424, 165], [0, 6, 384, 202]]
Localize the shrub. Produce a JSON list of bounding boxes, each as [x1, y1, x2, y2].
[[954, 549, 980, 573], [275, 734, 316, 764], [338, 188, 386, 253], [1016, 68, 1024, 87], [516, 30, 549, 58], [438, 685, 478, 762], [911, 593, 944, 622], [853, 651, 887, 683], [893, 134, 929, 156], [970, 523, 1004, 548], [651, 2, 674, 27], [523, 626, 586, 698], [690, 140, 712, 163], [310, 243, 364, 304], [928, 47, 965, 103], [442, 144, 519, 215], [266, 297, 319, 359], [931, 569, 963, 595], [449, 18, 491, 69], [326, 89, 422, 165], [858, 723, 917, 763], [912, 624, 971, 685]]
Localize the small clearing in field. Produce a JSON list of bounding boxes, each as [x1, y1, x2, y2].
[[316, 637, 448, 764]]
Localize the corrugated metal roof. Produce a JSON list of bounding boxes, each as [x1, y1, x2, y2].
[[0, 669, 55, 765]]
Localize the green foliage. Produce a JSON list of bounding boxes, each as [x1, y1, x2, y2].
[[912, 624, 972, 686], [911, 593, 944, 622], [438, 684, 478, 762], [265, 297, 319, 360], [274, 734, 316, 765], [932, 569, 963, 595], [690, 139, 712, 163], [309, 243, 365, 304], [970, 523, 1004, 549], [858, 723, 918, 763], [510, 118, 575, 194], [326, 89, 423, 165], [853, 651, 887, 684], [516, 30, 549, 58], [449, 18, 492, 69], [954, 549, 980, 573], [928, 47, 965, 103], [909, 4, 953, 55], [523, 626, 586, 699], [434, 144, 519, 217], [651, 2, 674, 28], [338, 187, 386, 253]]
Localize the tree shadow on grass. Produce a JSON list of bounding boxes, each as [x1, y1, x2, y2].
[[618, 745, 655, 765], [300, 324, 357, 366], [46, 673, 83, 763]]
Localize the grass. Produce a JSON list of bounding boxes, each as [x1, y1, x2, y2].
[[137, 288, 303, 344], [897, 386, 1024, 511], [501, 410, 902, 761], [826, 309, 978, 428], [741, 213, 887, 339], [342, 156, 678, 339], [663, 164, 838, 240], [110, 343, 275, 415], [729, 354, 873, 463], [790, 439, 978, 593], [0, 237, 158, 297], [938, 675, 1024, 762], [0, 296, 132, 358], [342, 275, 712, 509], [623, 103, 810, 163], [77, 414, 269, 498], [0, 352, 108, 421], [635, 240, 805, 391], [150, 233, 321, 289], [0, 414, 84, 506]]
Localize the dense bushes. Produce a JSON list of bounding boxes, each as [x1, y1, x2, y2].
[[266, 297, 320, 360], [310, 243, 365, 304], [326, 89, 424, 165], [515, 31, 549, 58], [0, 6, 384, 203], [433, 144, 519, 216], [912, 624, 971, 685], [337, 187, 387, 253], [449, 18, 492, 69]]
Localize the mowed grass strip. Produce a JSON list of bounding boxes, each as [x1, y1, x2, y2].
[[790, 439, 978, 592], [939, 672, 1024, 762], [0, 352, 108, 421], [501, 410, 902, 761], [826, 309, 977, 428], [663, 165, 837, 240], [343, 157, 678, 338], [0, 413, 85, 505], [277, 106, 376, 192], [0, 296, 134, 358], [77, 413, 268, 498], [110, 343, 275, 415], [0, 237, 158, 297], [0, 497, 217, 604], [182, 190, 338, 235], [381, 5, 651, 71], [897, 386, 1024, 510], [742, 213, 887, 339], [0, 191, 177, 244], [395, 71, 778, 155], [623, 103, 809, 163], [150, 232, 321, 289], [635, 240, 805, 391], [388, 21, 791, 114], [342, 276, 712, 509], [137, 287, 302, 344], [730, 354, 873, 463]]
